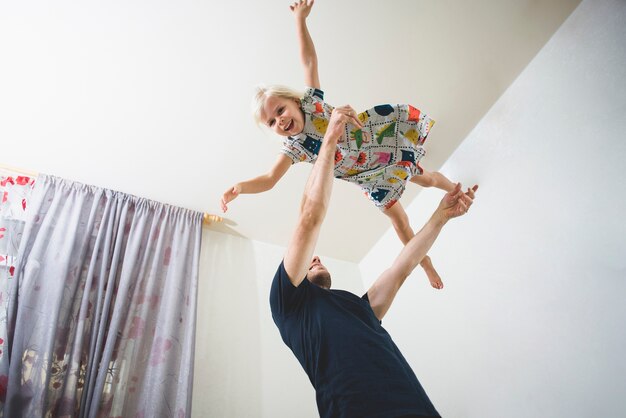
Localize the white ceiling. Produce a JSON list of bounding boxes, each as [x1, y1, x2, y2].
[[1, 0, 580, 262]]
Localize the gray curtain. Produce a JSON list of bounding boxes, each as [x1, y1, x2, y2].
[[3, 174, 202, 418]]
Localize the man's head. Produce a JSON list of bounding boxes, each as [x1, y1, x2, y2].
[[307, 256, 331, 289]]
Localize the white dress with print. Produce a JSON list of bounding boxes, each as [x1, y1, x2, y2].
[[281, 88, 435, 210]]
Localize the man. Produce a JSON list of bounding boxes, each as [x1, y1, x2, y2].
[[270, 104, 477, 417]]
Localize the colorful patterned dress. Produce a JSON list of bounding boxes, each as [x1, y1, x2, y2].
[[281, 88, 435, 210]]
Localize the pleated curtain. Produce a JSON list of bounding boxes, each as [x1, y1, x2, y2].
[[1, 174, 202, 418]]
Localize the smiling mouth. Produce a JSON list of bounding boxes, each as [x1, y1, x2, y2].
[[285, 120, 293, 131]]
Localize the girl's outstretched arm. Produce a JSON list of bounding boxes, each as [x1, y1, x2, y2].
[[291, 0, 320, 89], [220, 153, 293, 212]]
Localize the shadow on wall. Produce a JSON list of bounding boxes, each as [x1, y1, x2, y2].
[[193, 231, 262, 417]]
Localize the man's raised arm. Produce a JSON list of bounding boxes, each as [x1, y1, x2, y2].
[[367, 184, 478, 320], [283, 106, 362, 286]]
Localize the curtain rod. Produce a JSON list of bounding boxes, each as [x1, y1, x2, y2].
[[0, 163, 223, 226]]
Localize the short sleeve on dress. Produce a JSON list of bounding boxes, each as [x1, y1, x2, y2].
[[299, 87, 324, 114], [305, 87, 324, 100], [279, 87, 326, 164], [280, 143, 304, 164]]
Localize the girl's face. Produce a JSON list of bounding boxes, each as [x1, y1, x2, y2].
[[260, 95, 305, 137]]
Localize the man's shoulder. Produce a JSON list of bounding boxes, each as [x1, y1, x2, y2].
[[330, 288, 370, 304], [270, 260, 312, 319]]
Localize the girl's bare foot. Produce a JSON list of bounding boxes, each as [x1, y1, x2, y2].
[[420, 255, 444, 289]]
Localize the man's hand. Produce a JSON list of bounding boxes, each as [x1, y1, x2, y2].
[[436, 183, 478, 222], [290, 0, 314, 20], [326, 105, 363, 142]]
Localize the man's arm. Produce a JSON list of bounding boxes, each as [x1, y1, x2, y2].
[[367, 184, 478, 320], [291, 0, 320, 89], [283, 106, 362, 286]]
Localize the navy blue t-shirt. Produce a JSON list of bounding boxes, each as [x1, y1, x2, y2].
[[270, 261, 441, 418]]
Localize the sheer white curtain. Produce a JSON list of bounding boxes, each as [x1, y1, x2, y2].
[[0, 174, 36, 411], [2, 174, 202, 418]]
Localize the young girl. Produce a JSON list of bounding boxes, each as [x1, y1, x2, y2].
[[221, 0, 459, 289]]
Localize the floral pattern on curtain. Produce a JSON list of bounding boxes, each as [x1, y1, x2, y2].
[[0, 175, 36, 406], [2, 174, 202, 418]]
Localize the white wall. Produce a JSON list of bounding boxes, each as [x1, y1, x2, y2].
[[360, 0, 626, 417], [0, 0, 581, 262], [193, 230, 363, 418]]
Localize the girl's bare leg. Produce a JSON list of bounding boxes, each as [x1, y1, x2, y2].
[[383, 201, 444, 289], [410, 170, 455, 192]]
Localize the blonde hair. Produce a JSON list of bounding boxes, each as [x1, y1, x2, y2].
[[252, 84, 304, 126]]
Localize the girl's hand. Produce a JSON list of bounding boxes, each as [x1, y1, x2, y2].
[[326, 105, 363, 142], [221, 184, 241, 213], [290, 0, 314, 20]]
